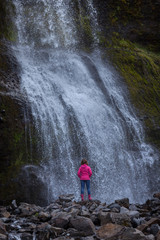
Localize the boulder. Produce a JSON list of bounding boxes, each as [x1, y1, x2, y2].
[[96, 223, 125, 239], [0, 233, 7, 240], [38, 211, 51, 222], [153, 193, 160, 199], [131, 217, 146, 228], [129, 204, 138, 211], [80, 209, 90, 218], [51, 217, 69, 229], [59, 194, 74, 202], [120, 207, 130, 214], [137, 218, 160, 233], [11, 200, 18, 210], [0, 209, 10, 218], [98, 212, 131, 227], [36, 231, 50, 240], [150, 224, 160, 236], [49, 226, 65, 238], [66, 228, 86, 237], [115, 198, 130, 209], [108, 203, 121, 212], [20, 232, 33, 240], [146, 234, 155, 240], [18, 203, 42, 217], [120, 228, 148, 240], [51, 211, 71, 229], [69, 216, 95, 236]]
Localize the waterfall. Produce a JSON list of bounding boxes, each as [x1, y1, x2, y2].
[[13, 0, 159, 204]]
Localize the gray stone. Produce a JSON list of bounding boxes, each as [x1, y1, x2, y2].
[[98, 212, 131, 227], [146, 234, 155, 240], [38, 211, 51, 222], [66, 227, 86, 237], [129, 204, 138, 211], [127, 210, 140, 219], [50, 226, 65, 237], [70, 216, 95, 236], [0, 220, 6, 235], [96, 223, 125, 239], [150, 224, 160, 236], [81, 209, 90, 218], [11, 200, 18, 210], [59, 194, 74, 202], [137, 218, 160, 233], [108, 203, 121, 212], [21, 233, 33, 240], [120, 207, 130, 214], [120, 228, 148, 240], [18, 203, 42, 217], [132, 217, 146, 228]]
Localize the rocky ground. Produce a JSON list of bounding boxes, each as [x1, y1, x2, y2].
[[0, 193, 160, 240]]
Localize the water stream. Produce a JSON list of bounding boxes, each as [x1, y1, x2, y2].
[[13, 0, 160, 204]]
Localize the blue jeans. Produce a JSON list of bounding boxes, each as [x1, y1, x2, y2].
[[81, 180, 91, 195]]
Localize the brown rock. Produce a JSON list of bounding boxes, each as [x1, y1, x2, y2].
[[50, 226, 65, 236], [19, 203, 42, 217], [0, 233, 7, 240], [96, 223, 125, 239], [153, 193, 160, 199], [120, 228, 147, 240], [38, 211, 51, 222], [52, 217, 69, 229], [115, 198, 130, 209], [137, 218, 160, 233], [99, 212, 131, 227], [0, 208, 10, 218], [70, 216, 95, 236], [36, 222, 51, 231], [59, 194, 74, 202]]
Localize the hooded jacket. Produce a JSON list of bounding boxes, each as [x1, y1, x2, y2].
[[77, 164, 92, 180]]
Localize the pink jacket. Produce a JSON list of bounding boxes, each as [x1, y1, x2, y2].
[[77, 164, 92, 180]]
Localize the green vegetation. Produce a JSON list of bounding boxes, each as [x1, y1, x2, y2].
[[79, 14, 93, 43], [99, 32, 160, 147], [0, 0, 17, 41]]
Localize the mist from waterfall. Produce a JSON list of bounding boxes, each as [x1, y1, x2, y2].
[[13, 0, 160, 204]]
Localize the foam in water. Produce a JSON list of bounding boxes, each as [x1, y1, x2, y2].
[[12, 0, 160, 204]]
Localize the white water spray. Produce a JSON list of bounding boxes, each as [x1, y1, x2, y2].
[[13, 0, 159, 203]]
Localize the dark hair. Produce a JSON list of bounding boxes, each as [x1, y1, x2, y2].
[[81, 159, 88, 165]]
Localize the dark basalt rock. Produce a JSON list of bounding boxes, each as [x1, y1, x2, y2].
[[0, 193, 159, 240]]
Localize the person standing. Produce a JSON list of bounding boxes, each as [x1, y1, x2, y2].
[[77, 159, 92, 201]]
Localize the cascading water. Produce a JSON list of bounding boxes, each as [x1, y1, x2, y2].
[[13, 0, 160, 204]]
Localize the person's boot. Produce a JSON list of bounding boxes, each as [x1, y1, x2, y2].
[[88, 194, 92, 200], [81, 194, 84, 201]]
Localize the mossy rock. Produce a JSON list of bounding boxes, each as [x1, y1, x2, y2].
[[100, 33, 160, 149]]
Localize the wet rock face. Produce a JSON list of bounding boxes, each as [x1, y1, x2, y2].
[[0, 0, 41, 205], [94, 0, 160, 51], [0, 193, 160, 240]]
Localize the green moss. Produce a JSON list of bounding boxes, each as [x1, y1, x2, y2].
[[79, 15, 92, 39], [100, 33, 160, 148], [0, 0, 17, 42], [75, 6, 94, 49]]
